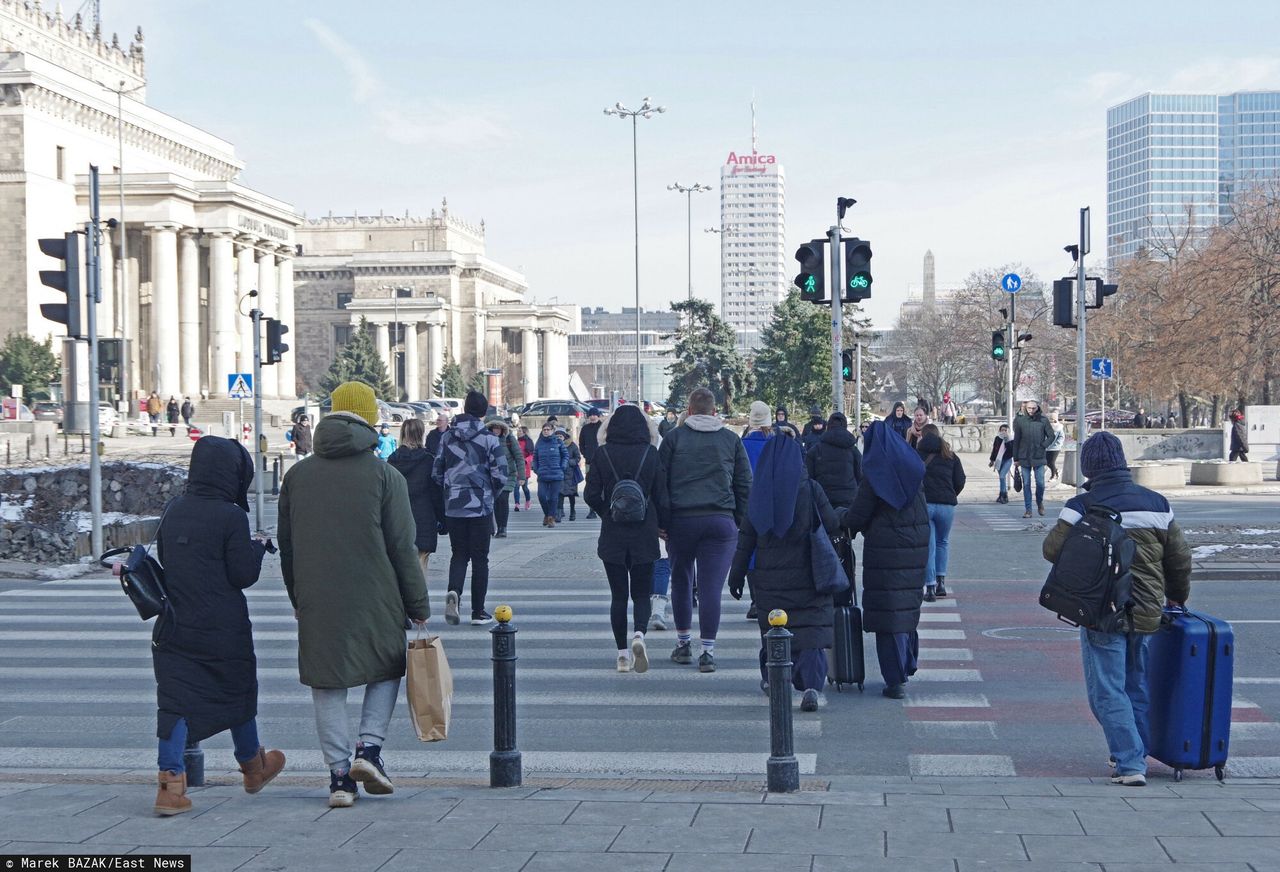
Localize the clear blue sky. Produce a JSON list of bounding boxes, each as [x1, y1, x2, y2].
[[112, 0, 1280, 328]]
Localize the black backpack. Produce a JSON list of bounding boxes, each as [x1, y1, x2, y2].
[[599, 446, 650, 524], [1039, 499, 1135, 632]]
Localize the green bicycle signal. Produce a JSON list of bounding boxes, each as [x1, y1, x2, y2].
[[849, 274, 870, 290]]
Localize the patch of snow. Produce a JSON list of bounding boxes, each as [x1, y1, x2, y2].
[[1192, 544, 1229, 559], [70, 511, 156, 533], [34, 563, 96, 580], [1, 498, 31, 522]]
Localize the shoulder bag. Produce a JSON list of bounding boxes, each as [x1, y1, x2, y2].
[[100, 501, 174, 621], [809, 482, 850, 595]]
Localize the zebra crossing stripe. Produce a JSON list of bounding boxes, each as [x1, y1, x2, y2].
[[909, 754, 1016, 776]]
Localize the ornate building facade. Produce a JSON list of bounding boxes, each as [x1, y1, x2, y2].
[[0, 0, 302, 401], [294, 208, 575, 404]]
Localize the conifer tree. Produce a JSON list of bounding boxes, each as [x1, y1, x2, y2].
[[319, 317, 395, 400]]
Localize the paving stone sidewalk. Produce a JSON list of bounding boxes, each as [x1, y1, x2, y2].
[[1, 774, 1278, 871]]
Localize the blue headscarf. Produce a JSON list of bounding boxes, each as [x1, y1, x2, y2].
[[746, 431, 806, 537], [860, 419, 925, 511]]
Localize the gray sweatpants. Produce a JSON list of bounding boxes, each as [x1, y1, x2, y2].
[[311, 678, 400, 773]]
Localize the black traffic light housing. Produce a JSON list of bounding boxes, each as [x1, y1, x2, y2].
[[841, 349, 853, 381], [1052, 278, 1076, 328], [991, 329, 1007, 360], [38, 232, 83, 338], [842, 237, 873, 301], [1088, 278, 1118, 309], [794, 240, 826, 303], [264, 318, 289, 364]]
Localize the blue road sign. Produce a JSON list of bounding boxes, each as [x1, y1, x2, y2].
[[1001, 273, 1023, 293], [227, 372, 254, 398], [1090, 357, 1113, 380]]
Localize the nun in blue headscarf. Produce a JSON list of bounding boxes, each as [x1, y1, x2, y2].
[[843, 419, 931, 699], [727, 433, 843, 712]]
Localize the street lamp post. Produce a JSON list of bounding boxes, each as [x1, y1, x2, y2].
[[106, 79, 144, 409], [604, 97, 664, 402], [668, 182, 710, 301]]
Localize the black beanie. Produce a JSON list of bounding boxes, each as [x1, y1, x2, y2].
[[464, 390, 488, 418]]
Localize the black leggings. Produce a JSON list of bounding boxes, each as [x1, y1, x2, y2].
[[559, 494, 576, 516], [603, 560, 654, 650], [1046, 451, 1060, 479], [493, 492, 510, 533]]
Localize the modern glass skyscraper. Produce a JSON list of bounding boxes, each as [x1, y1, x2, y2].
[[1106, 91, 1280, 272]]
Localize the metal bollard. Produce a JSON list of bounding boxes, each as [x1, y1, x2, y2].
[[271, 458, 280, 496], [46, 434, 51, 456], [765, 609, 800, 793], [183, 740, 205, 787], [489, 604, 522, 787], [81, 434, 87, 453], [63, 432, 69, 454]]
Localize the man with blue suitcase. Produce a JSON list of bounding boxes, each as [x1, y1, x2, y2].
[[1042, 432, 1192, 786]]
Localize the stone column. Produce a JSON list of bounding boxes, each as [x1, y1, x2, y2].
[[402, 322, 419, 401], [209, 233, 237, 397], [545, 331, 568, 399], [256, 249, 278, 398], [375, 322, 391, 375], [522, 328, 540, 403], [148, 224, 180, 399], [235, 241, 256, 378], [178, 231, 200, 398], [427, 322, 444, 396], [276, 253, 296, 399], [541, 332, 554, 399]]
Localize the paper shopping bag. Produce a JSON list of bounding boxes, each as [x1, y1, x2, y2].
[[406, 634, 453, 742]]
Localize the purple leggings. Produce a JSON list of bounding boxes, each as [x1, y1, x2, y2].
[[667, 514, 738, 641]]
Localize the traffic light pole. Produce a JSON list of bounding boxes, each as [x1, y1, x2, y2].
[[1006, 293, 1016, 432], [85, 167, 104, 560], [854, 340, 862, 428], [1075, 207, 1090, 494], [252, 307, 265, 532], [828, 214, 844, 416]]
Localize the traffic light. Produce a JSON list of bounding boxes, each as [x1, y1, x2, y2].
[[264, 318, 289, 364], [842, 237, 873, 301], [841, 349, 853, 381], [991, 329, 1007, 360], [1093, 279, 1118, 308], [1052, 278, 1076, 328], [794, 239, 826, 303], [38, 232, 83, 338]]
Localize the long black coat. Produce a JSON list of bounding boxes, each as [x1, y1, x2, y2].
[[584, 431, 670, 564], [804, 427, 862, 509], [387, 446, 443, 553], [843, 482, 929, 634], [728, 480, 840, 651], [153, 437, 267, 743]]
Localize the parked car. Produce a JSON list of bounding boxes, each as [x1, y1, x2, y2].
[[289, 400, 332, 423], [434, 397, 464, 412], [520, 399, 595, 419], [98, 404, 118, 431], [32, 401, 63, 424], [404, 402, 439, 422], [586, 399, 612, 414]]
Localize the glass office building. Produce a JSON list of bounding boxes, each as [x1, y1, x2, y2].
[[1106, 91, 1280, 272]]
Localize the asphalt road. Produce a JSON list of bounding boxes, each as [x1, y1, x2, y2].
[[1, 460, 1276, 784]]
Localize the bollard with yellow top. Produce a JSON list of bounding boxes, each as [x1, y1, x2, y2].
[[489, 604, 521, 787], [765, 608, 799, 792]]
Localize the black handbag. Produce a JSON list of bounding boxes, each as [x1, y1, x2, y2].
[[1013, 466, 1024, 493], [100, 502, 173, 621]]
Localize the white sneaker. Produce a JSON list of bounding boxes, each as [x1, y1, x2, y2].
[[648, 596, 669, 631], [616, 654, 632, 673], [631, 635, 649, 674], [444, 591, 460, 625], [1111, 772, 1147, 787]]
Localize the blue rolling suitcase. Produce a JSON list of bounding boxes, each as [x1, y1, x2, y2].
[[1145, 607, 1233, 781]]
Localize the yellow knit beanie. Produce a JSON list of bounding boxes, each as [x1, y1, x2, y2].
[[330, 381, 379, 426]]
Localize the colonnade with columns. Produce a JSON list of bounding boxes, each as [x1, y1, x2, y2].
[[117, 223, 296, 400]]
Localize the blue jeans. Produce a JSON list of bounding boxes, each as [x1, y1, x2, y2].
[[158, 717, 259, 773], [1080, 629, 1151, 776], [537, 480, 560, 518], [925, 503, 955, 586], [1020, 463, 1046, 511], [997, 457, 1013, 497]]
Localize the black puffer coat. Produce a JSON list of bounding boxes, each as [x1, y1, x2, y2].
[[387, 446, 444, 553], [843, 481, 929, 634], [728, 480, 840, 651], [918, 432, 966, 506], [584, 406, 670, 564], [804, 426, 862, 509], [153, 436, 267, 743]]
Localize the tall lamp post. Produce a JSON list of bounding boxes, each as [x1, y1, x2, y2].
[[668, 182, 710, 301], [604, 97, 665, 402], [104, 79, 144, 409]]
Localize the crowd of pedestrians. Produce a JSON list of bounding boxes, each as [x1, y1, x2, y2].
[[143, 378, 1215, 812]]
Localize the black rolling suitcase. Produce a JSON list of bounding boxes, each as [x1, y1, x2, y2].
[[828, 536, 865, 691]]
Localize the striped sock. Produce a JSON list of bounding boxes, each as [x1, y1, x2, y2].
[[677, 633, 691, 646], [701, 639, 715, 654]]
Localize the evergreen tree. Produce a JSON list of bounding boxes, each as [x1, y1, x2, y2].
[[468, 370, 487, 394], [0, 333, 61, 402], [753, 290, 832, 412], [663, 298, 752, 415], [318, 317, 395, 400], [433, 357, 469, 397]]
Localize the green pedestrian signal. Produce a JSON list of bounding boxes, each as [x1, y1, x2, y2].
[[841, 349, 854, 381], [794, 240, 826, 303]]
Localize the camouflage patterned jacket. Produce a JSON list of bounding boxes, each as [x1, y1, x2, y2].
[[432, 416, 508, 518]]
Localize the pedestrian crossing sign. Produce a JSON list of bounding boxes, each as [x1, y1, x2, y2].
[[227, 373, 254, 399]]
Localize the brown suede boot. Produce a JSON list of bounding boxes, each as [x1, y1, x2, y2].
[[240, 747, 286, 795], [155, 770, 192, 816]]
